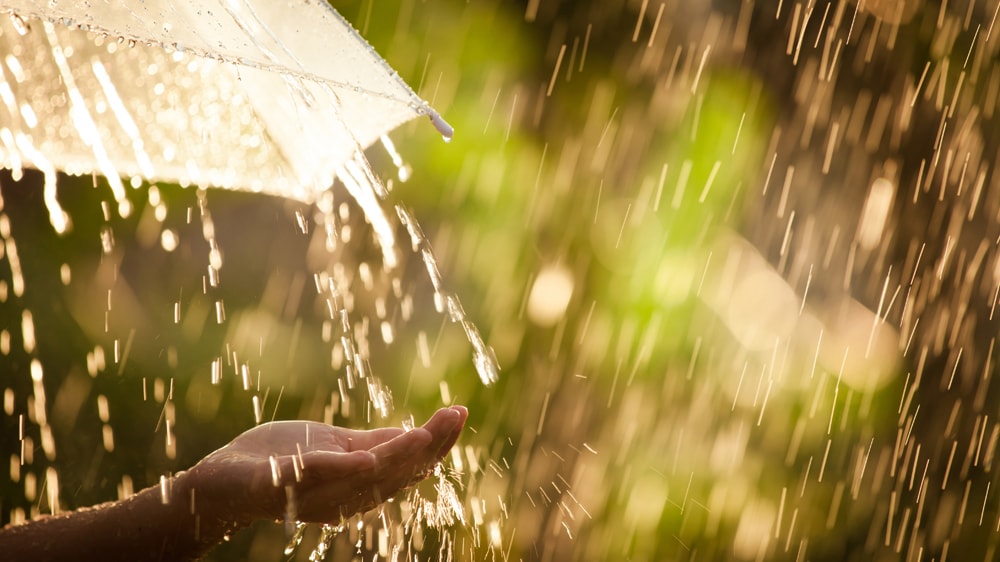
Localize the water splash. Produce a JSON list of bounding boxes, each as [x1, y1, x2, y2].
[[283, 522, 308, 555], [308, 523, 345, 561]]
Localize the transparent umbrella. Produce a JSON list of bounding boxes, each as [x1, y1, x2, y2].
[[0, 0, 453, 232]]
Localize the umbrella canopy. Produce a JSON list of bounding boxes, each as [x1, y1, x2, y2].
[[0, 0, 451, 230]]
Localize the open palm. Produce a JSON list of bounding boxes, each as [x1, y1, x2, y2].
[[186, 407, 468, 524]]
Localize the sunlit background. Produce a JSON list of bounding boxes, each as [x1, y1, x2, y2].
[[3, 0, 1000, 560]]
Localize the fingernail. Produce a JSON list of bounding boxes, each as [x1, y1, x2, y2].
[[443, 408, 461, 429]]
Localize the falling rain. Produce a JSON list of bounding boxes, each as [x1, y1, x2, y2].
[[3, 0, 1000, 561]]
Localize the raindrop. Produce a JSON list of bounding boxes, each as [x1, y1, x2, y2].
[[160, 229, 178, 252], [283, 522, 308, 555], [429, 111, 454, 141], [527, 264, 574, 326], [8, 13, 29, 35], [308, 523, 344, 561]]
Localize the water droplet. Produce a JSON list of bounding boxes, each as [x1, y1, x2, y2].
[[283, 522, 307, 555], [308, 523, 344, 561], [160, 229, 178, 252], [473, 346, 500, 386], [428, 112, 455, 142], [9, 13, 29, 35]]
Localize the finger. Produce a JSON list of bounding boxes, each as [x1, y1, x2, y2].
[[370, 407, 468, 460], [386, 407, 464, 471], [419, 407, 465, 458], [306, 410, 466, 520], [295, 438, 424, 522], [297, 409, 467, 522], [366, 410, 463, 487], [420, 407, 463, 435], [434, 406, 468, 459], [337, 426, 407, 452], [368, 427, 433, 470], [285, 449, 376, 486]]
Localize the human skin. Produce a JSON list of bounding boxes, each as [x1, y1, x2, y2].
[[0, 406, 468, 561]]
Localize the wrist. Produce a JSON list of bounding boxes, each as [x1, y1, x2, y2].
[[169, 470, 248, 550], [180, 467, 255, 544]]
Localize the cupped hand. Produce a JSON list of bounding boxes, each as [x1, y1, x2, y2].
[[185, 406, 467, 524]]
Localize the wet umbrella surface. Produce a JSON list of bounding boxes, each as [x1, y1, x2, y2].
[[3, 0, 1000, 560]]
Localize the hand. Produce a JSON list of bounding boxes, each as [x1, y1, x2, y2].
[[183, 406, 468, 525]]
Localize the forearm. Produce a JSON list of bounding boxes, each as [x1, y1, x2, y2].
[[0, 472, 248, 562]]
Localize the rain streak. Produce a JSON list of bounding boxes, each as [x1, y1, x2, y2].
[[2, 0, 1000, 561]]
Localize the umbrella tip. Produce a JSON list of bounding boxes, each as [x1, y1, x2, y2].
[[428, 111, 454, 143]]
